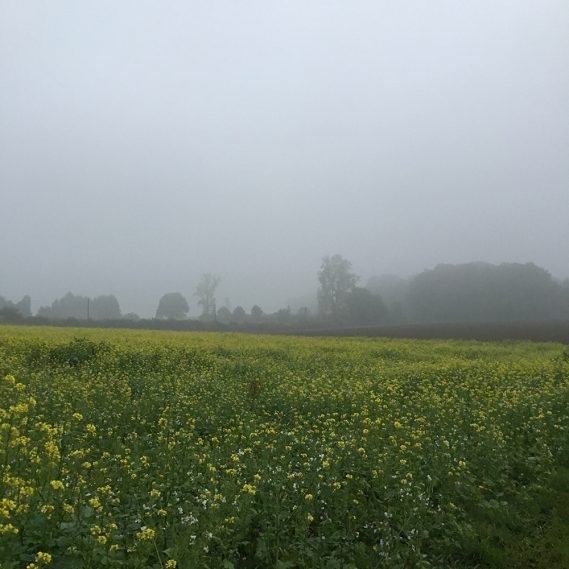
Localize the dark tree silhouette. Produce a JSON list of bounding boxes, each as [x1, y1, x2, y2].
[[0, 295, 31, 318], [216, 306, 231, 324], [232, 306, 246, 324], [91, 295, 121, 320], [345, 287, 387, 324], [317, 254, 358, 318], [407, 262, 568, 322], [155, 293, 189, 320], [250, 305, 264, 321], [38, 292, 90, 320]]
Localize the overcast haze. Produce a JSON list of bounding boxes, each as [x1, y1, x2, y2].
[[1, 1, 568, 317]]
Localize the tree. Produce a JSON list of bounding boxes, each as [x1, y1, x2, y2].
[[216, 306, 232, 324], [562, 279, 569, 311], [37, 292, 90, 320], [91, 295, 121, 320], [407, 262, 567, 322], [297, 306, 310, 322], [275, 307, 291, 325], [122, 312, 140, 321], [232, 306, 246, 324], [0, 295, 31, 318], [345, 287, 387, 324], [15, 295, 31, 318], [317, 254, 358, 318], [0, 306, 24, 323], [194, 274, 220, 321], [155, 292, 189, 320], [366, 275, 409, 322], [250, 305, 264, 322]]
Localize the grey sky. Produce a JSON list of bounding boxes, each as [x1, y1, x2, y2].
[[1, 0, 568, 316]]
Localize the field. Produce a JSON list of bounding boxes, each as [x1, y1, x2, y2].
[[0, 326, 568, 569]]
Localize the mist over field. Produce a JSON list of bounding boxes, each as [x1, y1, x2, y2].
[[1, 1, 568, 317]]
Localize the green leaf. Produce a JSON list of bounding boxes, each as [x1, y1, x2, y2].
[[275, 561, 295, 569]]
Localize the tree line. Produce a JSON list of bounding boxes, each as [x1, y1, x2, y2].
[[1, 259, 568, 327], [313, 256, 569, 325], [370, 261, 569, 323]]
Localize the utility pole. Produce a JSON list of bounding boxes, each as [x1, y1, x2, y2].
[[87, 298, 90, 321]]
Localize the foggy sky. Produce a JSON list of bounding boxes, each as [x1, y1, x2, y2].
[[1, 0, 568, 317]]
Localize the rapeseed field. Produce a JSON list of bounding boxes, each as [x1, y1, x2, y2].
[[0, 326, 568, 568]]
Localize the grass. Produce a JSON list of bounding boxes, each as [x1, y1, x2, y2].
[[505, 466, 569, 569]]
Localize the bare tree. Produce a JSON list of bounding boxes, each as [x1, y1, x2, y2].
[[194, 273, 221, 321]]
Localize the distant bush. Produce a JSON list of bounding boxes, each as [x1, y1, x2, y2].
[[48, 337, 111, 366]]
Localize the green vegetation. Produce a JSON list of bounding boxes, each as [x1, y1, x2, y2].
[[0, 326, 568, 568]]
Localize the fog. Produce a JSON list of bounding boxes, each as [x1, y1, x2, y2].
[[1, 0, 568, 317]]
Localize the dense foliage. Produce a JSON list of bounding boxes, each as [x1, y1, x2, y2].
[[0, 326, 568, 568], [37, 294, 122, 321], [401, 262, 569, 323]]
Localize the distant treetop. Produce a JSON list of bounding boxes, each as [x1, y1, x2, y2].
[[155, 292, 189, 320]]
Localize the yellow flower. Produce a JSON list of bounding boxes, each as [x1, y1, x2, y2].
[[241, 483, 256, 495], [165, 561, 177, 568], [0, 498, 16, 517], [45, 441, 60, 460], [88, 497, 102, 512], [136, 527, 156, 541], [304, 493, 314, 501], [35, 551, 53, 564], [50, 480, 64, 491], [4, 375, 16, 385]]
